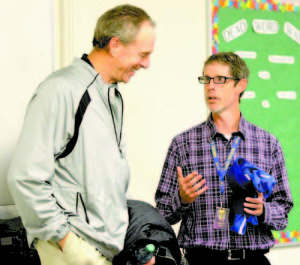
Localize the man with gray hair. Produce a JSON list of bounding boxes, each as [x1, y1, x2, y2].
[[8, 4, 156, 265]]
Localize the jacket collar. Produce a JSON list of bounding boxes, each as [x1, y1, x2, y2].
[[81, 53, 94, 68]]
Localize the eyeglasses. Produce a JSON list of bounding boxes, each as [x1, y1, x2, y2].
[[198, 76, 240, 84]]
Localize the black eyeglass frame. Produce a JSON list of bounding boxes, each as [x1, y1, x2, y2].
[[198, 76, 240, 84]]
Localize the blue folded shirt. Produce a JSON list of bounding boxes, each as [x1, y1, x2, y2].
[[227, 158, 276, 235]]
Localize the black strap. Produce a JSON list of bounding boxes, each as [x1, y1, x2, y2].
[[56, 89, 91, 160], [55, 73, 99, 160]]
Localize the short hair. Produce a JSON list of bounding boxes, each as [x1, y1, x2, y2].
[[93, 4, 155, 49], [204, 52, 249, 99]]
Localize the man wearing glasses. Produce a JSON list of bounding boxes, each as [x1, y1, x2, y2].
[[155, 52, 293, 265]]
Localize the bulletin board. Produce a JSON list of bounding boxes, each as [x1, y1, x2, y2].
[[210, 0, 300, 246]]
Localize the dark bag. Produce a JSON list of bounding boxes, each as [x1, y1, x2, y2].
[[113, 200, 185, 265], [0, 217, 40, 265]]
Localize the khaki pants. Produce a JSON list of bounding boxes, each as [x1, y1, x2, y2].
[[36, 232, 112, 265]]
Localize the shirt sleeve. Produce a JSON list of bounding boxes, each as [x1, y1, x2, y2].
[[262, 138, 294, 230], [8, 79, 72, 244], [155, 138, 191, 225]]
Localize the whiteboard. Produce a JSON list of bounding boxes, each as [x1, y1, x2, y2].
[[0, 0, 54, 206]]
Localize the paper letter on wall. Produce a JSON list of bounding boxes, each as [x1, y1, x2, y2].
[[253, 19, 279, 34], [223, 19, 247, 42]]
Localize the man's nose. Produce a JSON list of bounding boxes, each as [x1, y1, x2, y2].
[[206, 78, 215, 89], [140, 56, 150, 69]]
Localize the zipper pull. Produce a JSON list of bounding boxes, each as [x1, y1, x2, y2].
[[119, 147, 123, 158]]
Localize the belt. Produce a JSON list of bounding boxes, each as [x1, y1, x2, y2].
[[185, 247, 269, 261]]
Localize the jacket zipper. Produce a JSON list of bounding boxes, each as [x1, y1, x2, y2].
[[108, 87, 124, 158]]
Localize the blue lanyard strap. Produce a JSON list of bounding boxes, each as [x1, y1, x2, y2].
[[210, 136, 241, 194]]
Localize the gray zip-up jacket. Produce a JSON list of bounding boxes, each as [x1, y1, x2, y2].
[[8, 57, 130, 260]]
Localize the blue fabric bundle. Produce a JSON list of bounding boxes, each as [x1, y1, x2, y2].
[[227, 158, 276, 235]]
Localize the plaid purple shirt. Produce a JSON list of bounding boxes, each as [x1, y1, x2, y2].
[[155, 113, 293, 250]]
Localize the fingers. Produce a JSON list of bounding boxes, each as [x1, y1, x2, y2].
[[244, 203, 263, 216], [177, 167, 201, 187], [177, 167, 198, 185], [192, 178, 207, 191], [244, 192, 264, 216], [257, 192, 264, 199], [245, 192, 263, 204], [177, 167, 183, 182], [144, 256, 155, 265], [177, 167, 207, 204], [244, 202, 262, 209], [196, 185, 208, 196], [244, 206, 263, 216]]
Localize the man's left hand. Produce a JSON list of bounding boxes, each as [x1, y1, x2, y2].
[[144, 256, 155, 265], [244, 192, 264, 216]]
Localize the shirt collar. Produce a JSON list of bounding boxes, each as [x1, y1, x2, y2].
[[205, 112, 248, 142], [238, 114, 248, 139]]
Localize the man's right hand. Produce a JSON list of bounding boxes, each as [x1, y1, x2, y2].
[[177, 167, 208, 204], [56, 231, 104, 264], [57, 232, 70, 251]]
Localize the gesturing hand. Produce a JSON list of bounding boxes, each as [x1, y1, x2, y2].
[[244, 192, 264, 216], [177, 167, 208, 204]]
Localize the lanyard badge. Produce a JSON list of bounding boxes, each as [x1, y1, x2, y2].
[[211, 136, 241, 230]]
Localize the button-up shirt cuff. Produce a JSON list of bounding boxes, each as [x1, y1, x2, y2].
[[173, 191, 191, 212], [262, 201, 271, 224]]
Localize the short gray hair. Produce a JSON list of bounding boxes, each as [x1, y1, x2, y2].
[[93, 4, 155, 49]]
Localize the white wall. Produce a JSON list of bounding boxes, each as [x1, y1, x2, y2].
[[0, 0, 54, 206], [266, 245, 300, 264]]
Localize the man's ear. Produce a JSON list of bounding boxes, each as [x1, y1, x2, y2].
[[237, 79, 247, 95], [108, 37, 122, 56]]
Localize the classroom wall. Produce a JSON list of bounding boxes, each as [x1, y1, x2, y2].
[[1, 0, 299, 263], [0, 0, 54, 206]]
